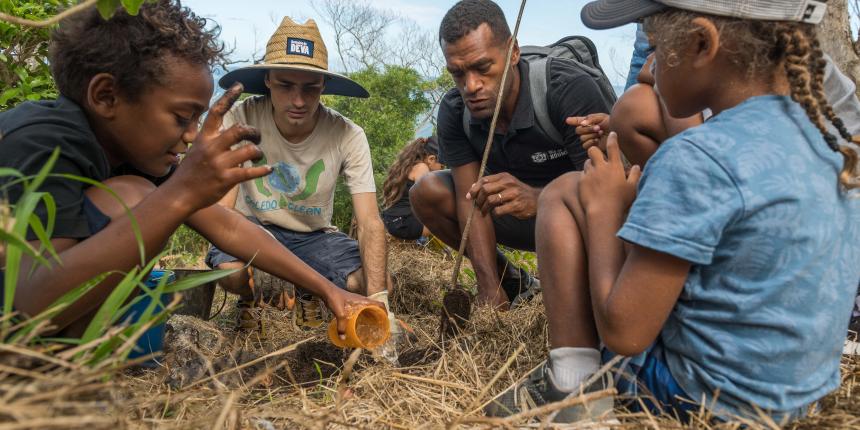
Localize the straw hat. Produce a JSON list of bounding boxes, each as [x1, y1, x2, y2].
[[219, 17, 369, 98]]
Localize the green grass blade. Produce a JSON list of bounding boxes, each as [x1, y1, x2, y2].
[[8, 272, 113, 344], [161, 268, 239, 294], [23, 147, 60, 194], [0, 168, 24, 178], [78, 267, 142, 345], [27, 212, 59, 265], [0, 228, 46, 263]]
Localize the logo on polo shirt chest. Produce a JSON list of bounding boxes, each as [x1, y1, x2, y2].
[[531, 152, 548, 163], [531, 149, 568, 164], [287, 38, 314, 58]]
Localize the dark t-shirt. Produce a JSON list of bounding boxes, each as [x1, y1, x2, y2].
[[382, 179, 416, 218], [437, 59, 613, 187], [0, 97, 112, 240]]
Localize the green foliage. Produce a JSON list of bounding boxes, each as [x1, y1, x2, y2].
[[501, 246, 538, 275], [165, 224, 209, 268], [97, 0, 148, 19], [0, 0, 152, 110], [323, 65, 431, 230], [0, 0, 73, 109]]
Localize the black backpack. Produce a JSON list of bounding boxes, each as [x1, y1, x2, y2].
[[463, 35, 617, 146]]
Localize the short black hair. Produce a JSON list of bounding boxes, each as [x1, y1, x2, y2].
[[439, 0, 511, 47], [49, 0, 226, 104]]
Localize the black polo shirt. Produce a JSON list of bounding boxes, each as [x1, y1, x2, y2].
[[437, 59, 613, 187]]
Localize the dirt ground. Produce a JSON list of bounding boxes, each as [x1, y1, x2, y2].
[[2, 239, 859, 429]]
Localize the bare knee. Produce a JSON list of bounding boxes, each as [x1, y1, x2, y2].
[[539, 172, 582, 208], [216, 261, 251, 295], [346, 268, 364, 294], [409, 172, 453, 217], [84, 175, 156, 220]]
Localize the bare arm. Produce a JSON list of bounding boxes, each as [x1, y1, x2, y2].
[[578, 136, 690, 356], [609, 84, 665, 167], [407, 162, 431, 182], [217, 184, 240, 209], [186, 204, 340, 300], [351, 192, 387, 296], [14, 186, 194, 329]]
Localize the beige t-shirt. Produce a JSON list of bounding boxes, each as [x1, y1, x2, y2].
[[224, 96, 375, 232]]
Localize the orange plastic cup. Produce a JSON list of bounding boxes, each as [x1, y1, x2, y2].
[[327, 305, 390, 349]]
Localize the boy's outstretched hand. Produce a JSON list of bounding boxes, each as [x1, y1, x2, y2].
[[567, 113, 610, 151], [324, 288, 386, 340], [167, 83, 272, 212], [579, 132, 641, 213]]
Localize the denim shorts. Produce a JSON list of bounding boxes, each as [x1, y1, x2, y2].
[[205, 216, 362, 291], [603, 342, 699, 422], [382, 212, 424, 241]]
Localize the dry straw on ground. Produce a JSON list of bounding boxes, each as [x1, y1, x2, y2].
[[1, 238, 859, 429]]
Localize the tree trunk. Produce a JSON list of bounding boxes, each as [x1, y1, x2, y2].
[[818, 0, 860, 99]]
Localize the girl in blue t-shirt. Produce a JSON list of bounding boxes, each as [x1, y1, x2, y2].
[[485, 0, 860, 425]]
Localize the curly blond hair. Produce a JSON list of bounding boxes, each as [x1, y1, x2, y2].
[[644, 9, 860, 189]]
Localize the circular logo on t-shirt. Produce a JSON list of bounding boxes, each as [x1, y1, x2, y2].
[[268, 162, 302, 196]]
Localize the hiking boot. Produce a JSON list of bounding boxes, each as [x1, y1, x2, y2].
[[250, 268, 295, 310], [235, 298, 264, 334], [484, 359, 615, 423], [501, 267, 541, 308], [293, 294, 329, 330]]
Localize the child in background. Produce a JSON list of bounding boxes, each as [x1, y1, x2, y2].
[[567, 54, 703, 166], [381, 136, 443, 241], [487, 0, 860, 424]]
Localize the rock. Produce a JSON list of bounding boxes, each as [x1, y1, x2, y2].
[[162, 314, 274, 389], [162, 314, 227, 389]]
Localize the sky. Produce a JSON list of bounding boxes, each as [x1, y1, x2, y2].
[[182, 0, 639, 87]]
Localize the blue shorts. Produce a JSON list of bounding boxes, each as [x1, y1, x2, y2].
[[205, 216, 362, 292], [603, 343, 699, 422]]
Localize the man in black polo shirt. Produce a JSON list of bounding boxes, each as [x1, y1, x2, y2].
[[410, 0, 613, 309]]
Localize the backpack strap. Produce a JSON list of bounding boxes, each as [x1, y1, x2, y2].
[[461, 59, 565, 147], [528, 57, 564, 146]]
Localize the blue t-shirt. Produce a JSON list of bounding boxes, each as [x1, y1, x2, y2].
[[618, 95, 860, 420]]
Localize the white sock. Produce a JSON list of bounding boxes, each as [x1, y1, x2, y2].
[[549, 347, 601, 392]]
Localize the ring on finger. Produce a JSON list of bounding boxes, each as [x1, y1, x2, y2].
[[497, 193, 503, 203]]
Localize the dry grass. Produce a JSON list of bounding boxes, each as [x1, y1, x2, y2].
[[2, 238, 860, 429]]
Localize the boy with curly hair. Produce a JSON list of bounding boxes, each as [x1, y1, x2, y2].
[[0, 0, 380, 339]]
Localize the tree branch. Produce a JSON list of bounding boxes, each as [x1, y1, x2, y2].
[[0, 0, 98, 28]]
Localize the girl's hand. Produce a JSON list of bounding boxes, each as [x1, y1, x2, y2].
[[167, 83, 272, 212], [567, 113, 610, 151], [324, 288, 386, 340], [579, 132, 642, 214]]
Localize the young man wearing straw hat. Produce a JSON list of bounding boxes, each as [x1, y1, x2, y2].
[[205, 18, 398, 346]]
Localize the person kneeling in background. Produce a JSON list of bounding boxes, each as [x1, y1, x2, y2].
[[381, 136, 444, 242]]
